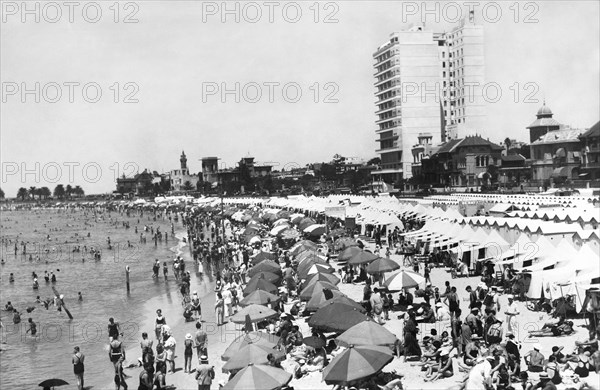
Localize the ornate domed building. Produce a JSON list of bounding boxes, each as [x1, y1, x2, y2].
[[527, 102, 561, 143]]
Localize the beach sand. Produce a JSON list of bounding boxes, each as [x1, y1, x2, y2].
[[110, 236, 600, 390]]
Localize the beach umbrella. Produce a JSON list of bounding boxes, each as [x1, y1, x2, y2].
[[248, 271, 281, 285], [239, 290, 280, 307], [322, 345, 394, 384], [273, 218, 290, 227], [247, 260, 281, 277], [384, 269, 425, 291], [221, 332, 281, 361], [231, 304, 278, 324], [298, 217, 317, 231], [243, 278, 279, 296], [347, 250, 379, 265], [296, 252, 326, 266], [38, 379, 69, 389], [222, 364, 292, 390], [297, 263, 334, 280], [308, 302, 369, 333], [338, 246, 362, 262], [290, 213, 305, 224], [303, 336, 326, 349], [222, 343, 285, 373], [290, 240, 318, 256], [299, 281, 338, 301], [335, 237, 359, 250], [366, 257, 400, 274], [305, 288, 346, 312], [336, 320, 397, 347], [269, 225, 289, 236], [251, 251, 277, 264], [303, 224, 326, 236], [315, 295, 365, 312], [305, 271, 340, 286]]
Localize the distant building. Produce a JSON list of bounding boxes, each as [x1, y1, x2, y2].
[[527, 102, 561, 143], [580, 121, 600, 180], [372, 13, 486, 186], [169, 151, 199, 191], [417, 135, 503, 187], [201, 157, 220, 187], [115, 169, 157, 195]]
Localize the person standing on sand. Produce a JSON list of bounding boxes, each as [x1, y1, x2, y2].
[[72, 346, 84, 390], [155, 310, 166, 342], [184, 333, 194, 373], [215, 292, 225, 326]]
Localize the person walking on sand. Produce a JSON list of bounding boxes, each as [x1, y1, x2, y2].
[[72, 346, 85, 390], [163, 332, 177, 373], [215, 292, 225, 326], [504, 295, 519, 335], [194, 322, 208, 360], [155, 309, 166, 342], [195, 355, 215, 390], [114, 356, 128, 390], [184, 333, 194, 373]]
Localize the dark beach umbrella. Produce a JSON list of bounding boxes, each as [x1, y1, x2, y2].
[[303, 336, 326, 349], [230, 304, 278, 324], [322, 345, 393, 384], [290, 240, 318, 256], [298, 217, 317, 231], [243, 278, 279, 296], [305, 288, 345, 312], [305, 272, 340, 286], [338, 246, 362, 261], [315, 295, 365, 312], [221, 332, 280, 361], [222, 343, 285, 373], [239, 290, 280, 307], [38, 379, 69, 388], [327, 228, 346, 239], [347, 250, 379, 265], [336, 320, 397, 346], [308, 302, 369, 333], [222, 364, 292, 390], [366, 257, 400, 274], [247, 260, 281, 277], [250, 251, 277, 265], [248, 271, 281, 285], [299, 281, 338, 301]]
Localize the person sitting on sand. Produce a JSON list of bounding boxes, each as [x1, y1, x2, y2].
[[424, 349, 454, 382], [524, 343, 545, 372]]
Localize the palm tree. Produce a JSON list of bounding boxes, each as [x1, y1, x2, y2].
[[504, 137, 512, 152], [17, 187, 28, 200], [28, 186, 37, 200], [182, 181, 193, 192]]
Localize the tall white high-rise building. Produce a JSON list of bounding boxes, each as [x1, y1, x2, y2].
[[372, 13, 485, 187]]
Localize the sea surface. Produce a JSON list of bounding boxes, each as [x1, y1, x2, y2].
[[0, 208, 188, 389]]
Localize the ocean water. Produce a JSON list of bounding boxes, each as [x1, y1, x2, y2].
[[0, 208, 187, 389]]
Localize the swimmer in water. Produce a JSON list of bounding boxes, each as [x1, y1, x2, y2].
[[9, 273, 14, 283], [78, 292, 83, 301]]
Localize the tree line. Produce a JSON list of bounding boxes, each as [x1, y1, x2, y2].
[[14, 184, 85, 201]]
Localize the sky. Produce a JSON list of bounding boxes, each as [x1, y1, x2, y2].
[[1, 0, 599, 196]]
